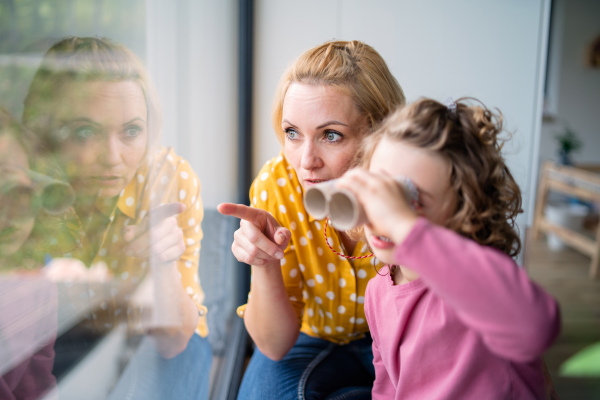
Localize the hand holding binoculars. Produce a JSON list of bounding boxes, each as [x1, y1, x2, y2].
[[303, 176, 419, 231], [1, 168, 75, 216]]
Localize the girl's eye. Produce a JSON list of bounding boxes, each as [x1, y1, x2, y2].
[[285, 128, 299, 140], [124, 126, 142, 137], [73, 126, 96, 140], [324, 131, 342, 142]]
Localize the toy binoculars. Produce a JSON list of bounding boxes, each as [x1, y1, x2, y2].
[[303, 177, 419, 231], [1, 168, 75, 216], [29, 171, 76, 215]]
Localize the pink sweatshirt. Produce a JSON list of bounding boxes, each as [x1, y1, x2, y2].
[[365, 219, 560, 400]]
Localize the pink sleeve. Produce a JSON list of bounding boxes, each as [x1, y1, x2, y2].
[[365, 281, 396, 399], [394, 218, 560, 362]]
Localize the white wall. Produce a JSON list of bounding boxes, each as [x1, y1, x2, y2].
[[540, 0, 600, 165], [147, 0, 238, 208], [254, 0, 551, 245]]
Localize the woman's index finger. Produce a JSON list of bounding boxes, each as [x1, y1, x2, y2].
[[217, 203, 268, 225], [148, 202, 186, 227]]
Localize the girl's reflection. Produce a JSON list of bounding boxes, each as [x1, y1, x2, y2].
[[0, 108, 58, 400]]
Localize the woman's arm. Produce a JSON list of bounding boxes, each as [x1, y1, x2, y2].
[[218, 203, 299, 360], [122, 203, 199, 358], [149, 261, 199, 358]]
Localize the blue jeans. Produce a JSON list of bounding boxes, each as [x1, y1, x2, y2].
[[108, 334, 212, 400], [237, 333, 374, 400]]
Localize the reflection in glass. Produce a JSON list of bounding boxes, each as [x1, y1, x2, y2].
[[3, 36, 212, 399], [0, 107, 59, 399]]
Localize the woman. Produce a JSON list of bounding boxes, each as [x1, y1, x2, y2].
[[22, 36, 210, 399], [218, 40, 405, 399]]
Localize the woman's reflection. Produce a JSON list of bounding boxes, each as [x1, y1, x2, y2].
[[22, 36, 211, 399]]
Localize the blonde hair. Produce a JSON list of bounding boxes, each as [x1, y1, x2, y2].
[[23, 36, 161, 152], [361, 98, 523, 257], [272, 40, 405, 144]]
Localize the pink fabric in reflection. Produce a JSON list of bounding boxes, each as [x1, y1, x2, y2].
[[0, 276, 58, 399]]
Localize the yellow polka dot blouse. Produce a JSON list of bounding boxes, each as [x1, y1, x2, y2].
[[237, 153, 382, 344], [48, 147, 207, 337]]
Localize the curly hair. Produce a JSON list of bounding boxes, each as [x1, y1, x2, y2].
[[359, 97, 523, 257]]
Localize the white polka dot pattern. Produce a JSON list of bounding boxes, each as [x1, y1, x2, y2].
[[240, 153, 382, 344]]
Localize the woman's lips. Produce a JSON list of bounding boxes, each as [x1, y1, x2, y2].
[[370, 235, 395, 249], [91, 176, 122, 186], [303, 178, 329, 187]]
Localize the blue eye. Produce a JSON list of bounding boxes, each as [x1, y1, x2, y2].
[[124, 126, 142, 137], [74, 126, 96, 140], [285, 128, 299, 140], [325, 131, 342, 142]]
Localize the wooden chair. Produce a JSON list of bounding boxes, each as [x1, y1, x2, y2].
[[532, 161, 600, 279]]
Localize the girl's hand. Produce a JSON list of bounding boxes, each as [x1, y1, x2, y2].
[[336, 168, 419, 244], [121, 202, 186, 265], [217, 203, 291, 268]]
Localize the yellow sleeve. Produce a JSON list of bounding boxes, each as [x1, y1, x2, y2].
[[238, 157, 304, 324], [174, 157, 208, 337]]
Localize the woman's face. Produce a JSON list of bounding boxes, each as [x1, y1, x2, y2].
[[282, 83, 369, 189], [0, 134, 35, 257], [54, 81, 148, 199]]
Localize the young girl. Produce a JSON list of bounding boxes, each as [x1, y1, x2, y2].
[[336, 98, 560, 399]]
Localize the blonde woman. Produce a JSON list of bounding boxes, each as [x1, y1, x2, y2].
[[219, 40, 405, 400]]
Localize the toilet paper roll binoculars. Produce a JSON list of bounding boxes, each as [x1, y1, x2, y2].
[[303, 177, 419, 231], [1, 168, 75, 216]]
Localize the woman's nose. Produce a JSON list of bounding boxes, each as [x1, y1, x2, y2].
[[300, 141, 323, 170], [99, 133, 122, 166]]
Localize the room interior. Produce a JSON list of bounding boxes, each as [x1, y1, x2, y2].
[[0, 0, 599, 399]]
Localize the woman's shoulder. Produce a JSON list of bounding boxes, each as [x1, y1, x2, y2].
[[138, 147, 199, 187], [120, 147, 201, 215], [250, 153, 301, 209]]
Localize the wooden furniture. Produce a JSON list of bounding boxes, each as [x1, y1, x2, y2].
[[532, 161, 600, 279]]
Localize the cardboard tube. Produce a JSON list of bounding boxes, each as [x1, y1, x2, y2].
[[26, 170, 75, 215], [303, 180, 338, 220], [304, 176, 420, 230], [328, 176, 420, 231], [329, 189, 368, 231]]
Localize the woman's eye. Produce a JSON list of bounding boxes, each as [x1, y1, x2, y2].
[[285, 128, 299, 140], [324, 131, 342, 142], [124, 126, 142, 137], [73, 126, 96, 140]]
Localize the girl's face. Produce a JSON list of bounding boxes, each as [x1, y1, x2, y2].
[[0, 134, 35, 258], [365, 138, 456, 264], [282, 83, 369, 189], [54, 81, 148, 199]]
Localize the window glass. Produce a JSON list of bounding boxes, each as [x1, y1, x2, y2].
[[0, 2, 240, 399]]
